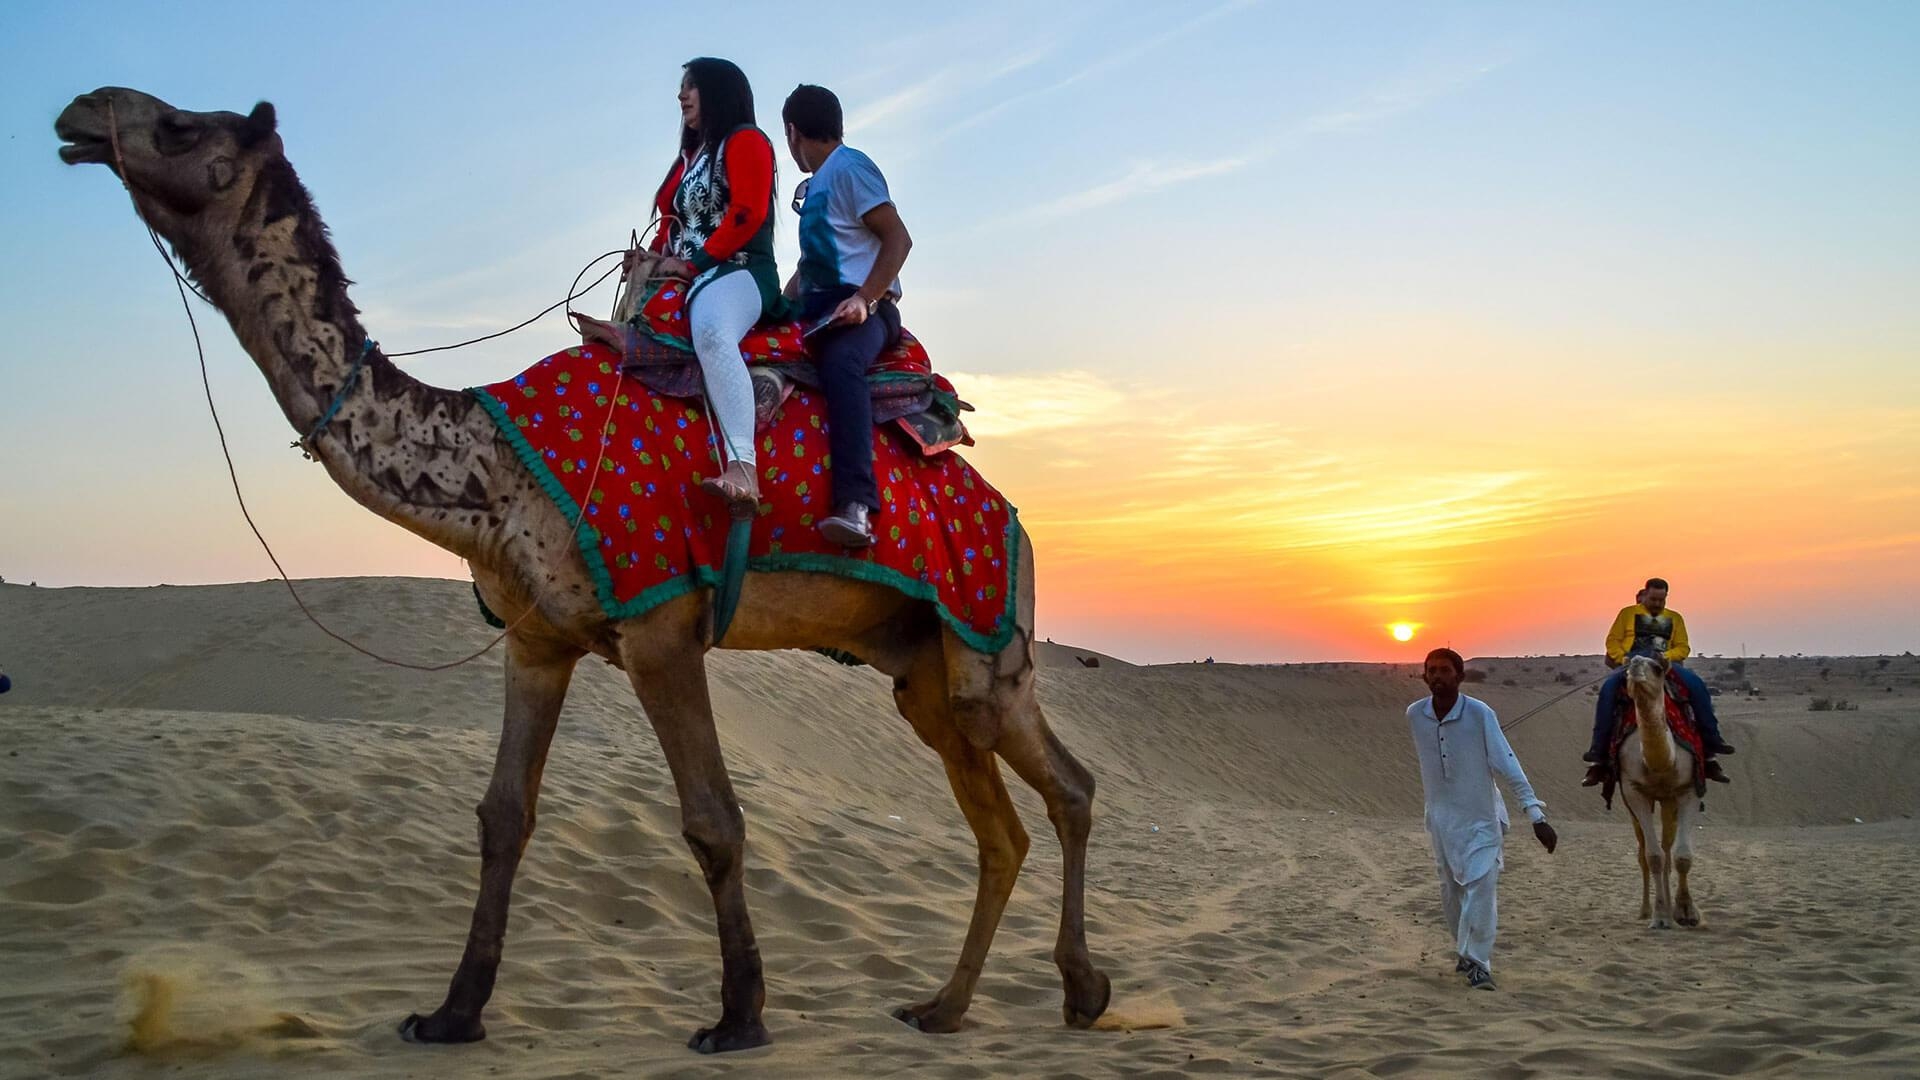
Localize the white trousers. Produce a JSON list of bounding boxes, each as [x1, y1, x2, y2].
[[1438, 863, 1500, 971], [686, 268, 760, 467]]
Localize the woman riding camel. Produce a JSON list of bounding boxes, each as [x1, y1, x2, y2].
[[626, 57, 790, 510]]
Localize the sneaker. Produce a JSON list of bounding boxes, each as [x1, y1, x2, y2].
[[1581, 748, 1604, 763], [819, 503, 874, 548], [1709, 740, 1736, 755], [1465, 962, 1496, 991], [1453, 956, 1471, 973], [1704, 760, 1731, 784], [1582, 763, 1610, 787]]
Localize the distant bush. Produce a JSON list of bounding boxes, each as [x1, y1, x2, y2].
[[1728, 658, 1748, 676], [1502, 678, 1518, 686], [1878, 658, 1892, 670], [1463, 668, 1488, 683], [1554, 671, 1576, 685], [1820, 666, 1832, 681], [1809, 697, 1835, 712]]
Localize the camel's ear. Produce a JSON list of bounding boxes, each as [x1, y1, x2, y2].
[[240, 101, 277, 147]]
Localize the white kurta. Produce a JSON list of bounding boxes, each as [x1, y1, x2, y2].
[[1406, 694, 1546, 886]]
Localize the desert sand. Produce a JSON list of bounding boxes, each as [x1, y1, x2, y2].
[[2, 577, 1916, 1078]]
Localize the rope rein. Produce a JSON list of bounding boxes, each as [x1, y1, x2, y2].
[[109, 102, 663, 671], [1500, 672, 1608, 734]]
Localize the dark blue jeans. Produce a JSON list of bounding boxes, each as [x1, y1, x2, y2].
[[802, 288, 899, 512], [1591, 665, 1723, 754]]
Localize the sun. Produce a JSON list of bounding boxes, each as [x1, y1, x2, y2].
[[1390, 623, 1416, 642]]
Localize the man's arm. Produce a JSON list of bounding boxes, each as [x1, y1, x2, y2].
[[827, 202, 912, 326], [1605, 606, 1634, 668], [1481, 706, 1556, 851], [855, 202, 911, 305], [1666, 611, 1691, 663]]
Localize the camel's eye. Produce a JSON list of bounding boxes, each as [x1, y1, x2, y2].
[[155, 113, 203, 155]]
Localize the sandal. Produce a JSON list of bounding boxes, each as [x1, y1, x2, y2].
[[701, 459, 759, 512]]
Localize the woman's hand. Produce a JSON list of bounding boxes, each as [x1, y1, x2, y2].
[[656, 256, 696, 280]]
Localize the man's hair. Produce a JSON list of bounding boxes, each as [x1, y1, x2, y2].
[[782, 84, 844, 141], [1424, 647, 1465, 675], [1644, 577, 1670, 592]]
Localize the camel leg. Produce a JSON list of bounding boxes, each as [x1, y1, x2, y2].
[[1630, 814, 1651, 922], [617, 621, 767, 1054], [401, 633, 580, 1043], [1624, 790, 1672, 929], [1669, 798, 1702, 927], [964, 667, 1109, 1027], [887, 642, 1031, 1033]]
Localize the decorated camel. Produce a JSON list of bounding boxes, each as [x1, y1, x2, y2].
[[56, 87, 1109, 1053], [1617, 652, 1705, 929]]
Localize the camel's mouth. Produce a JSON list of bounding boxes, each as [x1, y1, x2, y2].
[[54, 104, 113, 166], [57, 136, 111, 165]]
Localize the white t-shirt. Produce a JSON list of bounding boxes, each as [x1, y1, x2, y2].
[[795, 144, 901, 300]]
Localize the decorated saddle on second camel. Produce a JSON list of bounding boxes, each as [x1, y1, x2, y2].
[[1600, 671, 1709, 807]]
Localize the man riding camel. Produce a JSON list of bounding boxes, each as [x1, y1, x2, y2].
[[1583, 577, 1734, 786]]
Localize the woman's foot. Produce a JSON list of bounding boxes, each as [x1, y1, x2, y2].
[[701, 459, 759, 511]]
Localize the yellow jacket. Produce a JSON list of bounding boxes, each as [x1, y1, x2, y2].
[[1606, 605, 1690, 665]]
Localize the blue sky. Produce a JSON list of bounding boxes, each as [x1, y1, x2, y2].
[[3, 2, 1917, 660]]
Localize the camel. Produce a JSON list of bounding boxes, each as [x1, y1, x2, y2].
[[1616, 653, 1704, 930], [55, 87, 1109, 1054]]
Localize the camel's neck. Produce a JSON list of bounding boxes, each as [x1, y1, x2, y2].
[[175, 159, 502, 557], [1631, 683, 1678, 776]]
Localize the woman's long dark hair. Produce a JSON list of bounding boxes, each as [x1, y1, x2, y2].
[[681, 57, 756, 158]]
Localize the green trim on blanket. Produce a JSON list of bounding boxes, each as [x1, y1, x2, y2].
[[469, 386, 1019, 653]]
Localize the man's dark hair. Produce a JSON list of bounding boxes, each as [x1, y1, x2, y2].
[[1645, 577, 1670, 592], [681, 57, 757, 157], [782, 84, 844, 141], [1424, 648, 1466, 675]]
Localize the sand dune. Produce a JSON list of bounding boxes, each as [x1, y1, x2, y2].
[[2, 578, 1916, 1077]]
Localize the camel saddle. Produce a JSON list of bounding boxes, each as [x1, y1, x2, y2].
[[1600, 673, 1709, 808], [587, 275, 973, 456]]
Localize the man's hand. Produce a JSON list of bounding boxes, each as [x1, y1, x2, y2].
[[656, 256, 696, 280], [1534, 820, 1558, 854], [830, 294, 871, 327]]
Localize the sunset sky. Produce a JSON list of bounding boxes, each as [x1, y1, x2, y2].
[[3, 2, 1916, 662]]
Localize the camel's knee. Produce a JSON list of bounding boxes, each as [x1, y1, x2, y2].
[[476, 792, 533, 860], [681, 801, 746, 885], [950, 696, 1001, 751]]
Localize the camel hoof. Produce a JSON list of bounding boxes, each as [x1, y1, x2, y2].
[[1063, 969, 1112, 1028], [1648, 917, 1674, 931], [892, 1001, 965, 1034], [1676, 910, 1702, 927], [687, 1018, 769, 1054], [398, 1010, 485, 1044]]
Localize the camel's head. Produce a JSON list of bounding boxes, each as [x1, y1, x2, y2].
[[1625, 649, 1669, 699], [56, 87, 281, 238]]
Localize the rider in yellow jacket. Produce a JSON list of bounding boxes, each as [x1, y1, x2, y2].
[[1584, 578, 1733, 785]]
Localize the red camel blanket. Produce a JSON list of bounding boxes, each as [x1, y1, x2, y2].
[[470, 345, 1017, 651]]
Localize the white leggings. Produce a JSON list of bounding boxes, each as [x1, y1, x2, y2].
[[687, 269, 760, 468]]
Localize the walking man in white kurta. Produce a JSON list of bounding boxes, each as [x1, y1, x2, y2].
[[1407, 647, 1558, 990]]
